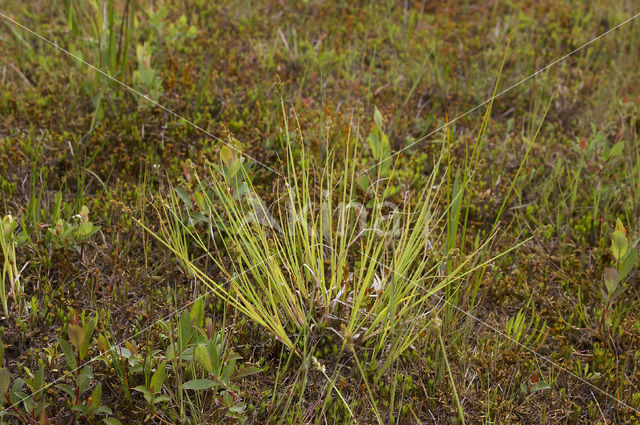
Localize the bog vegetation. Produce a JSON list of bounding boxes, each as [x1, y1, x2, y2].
[[0, 1, 639, 424]]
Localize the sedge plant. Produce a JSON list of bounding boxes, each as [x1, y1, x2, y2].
[[152, 125, 455, 357], [144, 101, 537, 421], [0, 215, 25, 315]]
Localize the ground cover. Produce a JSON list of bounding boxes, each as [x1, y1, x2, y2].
[[0, 1, 639, 423]]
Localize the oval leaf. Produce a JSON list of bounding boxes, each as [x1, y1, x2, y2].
[[603, 267, 620, 295], [182, 379, 217, 391], [611, 230, 628, 260], [194, 344, 214, 374], [373, 107, 384, 131], [58, 338, 78, 371], [68, 324, 85, 352], [620, 247, 637, 280], [0, 367, 10, 393], [234, 366, 263, 380], [91, 382, 102, 408], [150, 362, 167, 393], [529, 380, 551, 394], [174, 187, 192, 208]]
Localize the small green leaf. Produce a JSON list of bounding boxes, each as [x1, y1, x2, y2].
[[175, 187, 192, 208], [134, 385, 152, 401], [0, 367, 10, 393], [33, 365, 45, 392], [153, 394, 171, 404], [529, 380, 551, 394], [77, 221, 99, 238], [220, 146, 236, 165], [233, 366, 263, 380], [96, 333, 109, 354], [115, 346, 132, 359], [150, 362, 167, 394], [58, 339, 78, 371], [71, 404, 89, 414], [165, 343, 176, 361], [520, 382, 528, 395], [368, 130, 382, 160], [103, 418, 124, 425], [611, 230, 628, 260], [92, 406, 113, 415], [77, 366, 93, 393], [82, 317, 96, 354], [182, 379, 218, 391], [68, 325, 85, 354], [190, 297, 205, 328], [619, 246, 637, 280], [9, 379, 25, 405], [91, 382, 102, 409], [603, 267, 619, 295], [77, 221, 91, 236], [210, 341, 220, 375], [178, 311, 192, 351], [356, 174, 370, 192], [57, 383, 76, 399], [193, 192, 206, 212], [609, 284, 625, 303], [606, 141, 624, 159], [195, 344, 214, 374], [222, 357, 237, 382], [228, 402, 247, 413], [222, 390, 233, 405], [373, 107, 384, 131]]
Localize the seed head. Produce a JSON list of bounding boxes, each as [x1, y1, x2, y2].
[[273, 74, 285, 98]]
